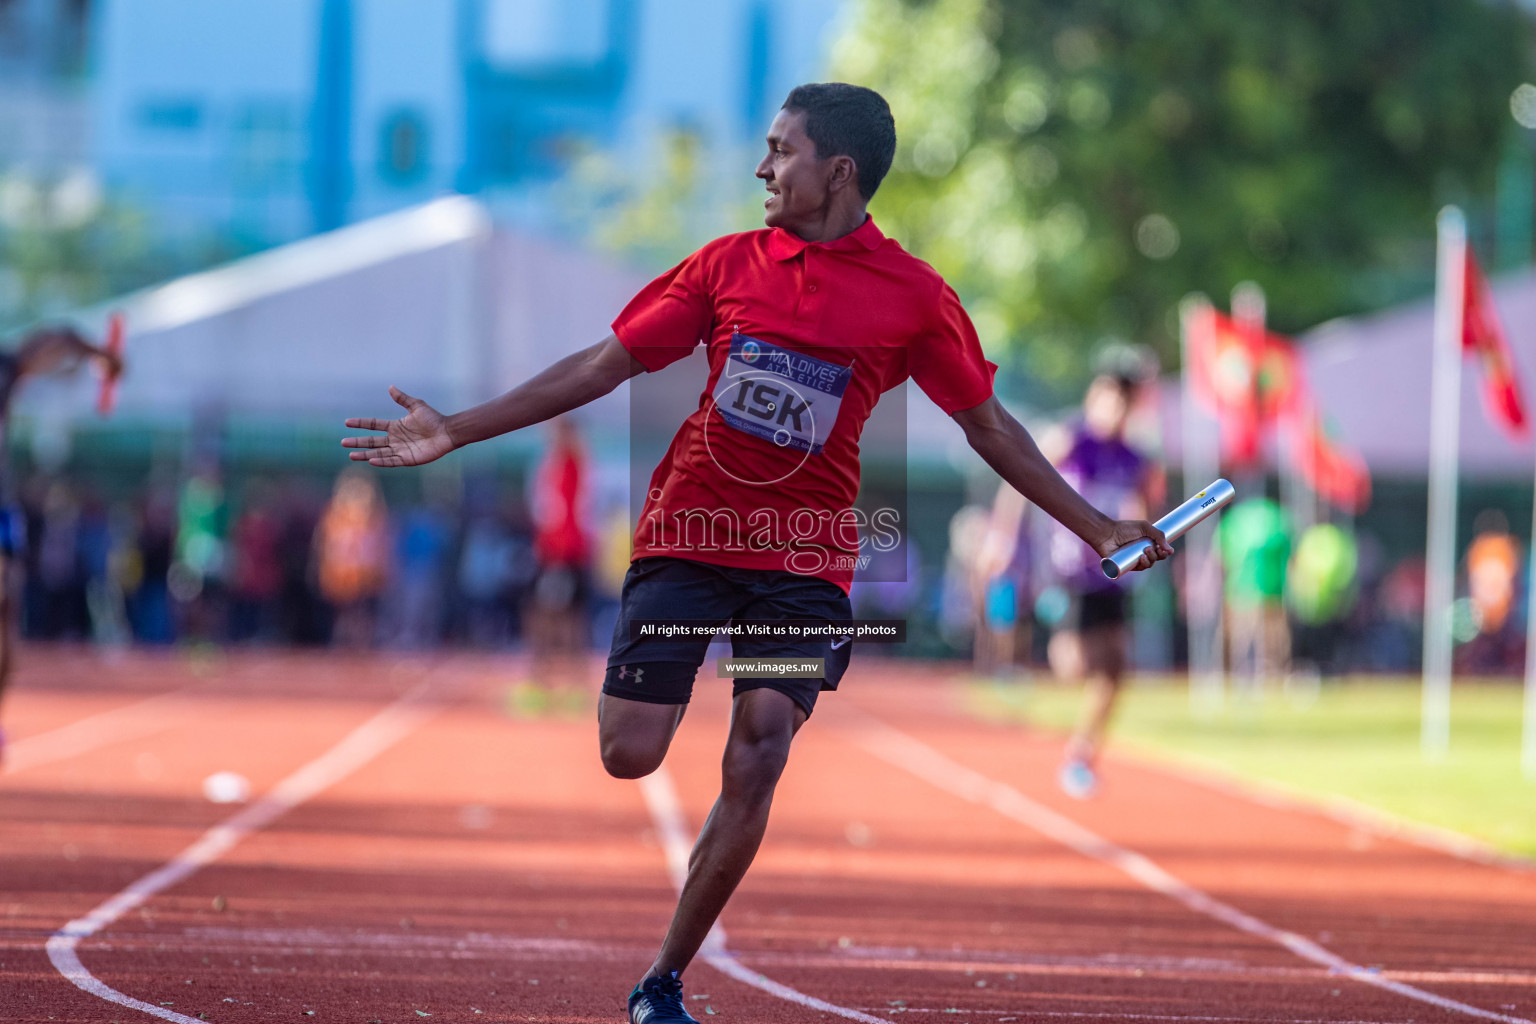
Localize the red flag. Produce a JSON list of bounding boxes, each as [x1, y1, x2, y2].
[[1462, 251, 1529, 438], [1293, 406, 1371, 513], [1187, 307, 1303, 465], [1254, 327, 1303, 422], [96, 310, 125, 417]]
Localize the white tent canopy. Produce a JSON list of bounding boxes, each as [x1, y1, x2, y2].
[[34, 196, 651, 439]]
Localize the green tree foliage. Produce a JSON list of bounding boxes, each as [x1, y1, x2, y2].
[[0, 170, 248, 337], [833, 0, 1532, 399]]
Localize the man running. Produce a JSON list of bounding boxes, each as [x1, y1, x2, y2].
[[342, 82, 1170, 1023], [0, 324, 123, 763], [1039, 350, 1163, 799]]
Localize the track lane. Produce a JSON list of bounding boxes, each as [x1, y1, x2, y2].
[[830, 666, 1536, 1020], [4, 653, 463, 1021], [650, 680, 1380, 1024], [5, 651, 1535, 1024]]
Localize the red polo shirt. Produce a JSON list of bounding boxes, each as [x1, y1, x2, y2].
[[612, 215, 996, 590]]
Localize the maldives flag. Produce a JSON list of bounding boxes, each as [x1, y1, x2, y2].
[[1462, 251, 1529, 439], [1187, 307, 1303, 465], [1294, 406, 1371, 513]]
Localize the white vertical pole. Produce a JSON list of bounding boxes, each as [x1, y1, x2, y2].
[[1524, 471, 1536, 780], [1181, 295, 1225, 716], [1422, 207, 1465, 761]]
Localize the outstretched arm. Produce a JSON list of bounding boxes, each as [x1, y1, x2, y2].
[[16, 327, 122, 379], [952, 396, 1172, 573], [342, 333, 645, 467]]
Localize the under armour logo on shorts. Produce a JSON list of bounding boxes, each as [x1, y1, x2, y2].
[[616, 665, 645, 683]]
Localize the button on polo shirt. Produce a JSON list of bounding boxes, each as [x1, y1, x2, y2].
[[613, 215, 996, 590]]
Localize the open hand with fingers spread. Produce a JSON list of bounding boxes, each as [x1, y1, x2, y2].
[[341, 386, 457, 467]]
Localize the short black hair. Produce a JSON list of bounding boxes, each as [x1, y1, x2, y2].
[[782, 83, 897, 202], [1092, 343, 1159, 393]]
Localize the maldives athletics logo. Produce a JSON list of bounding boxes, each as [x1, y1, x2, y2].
[[703, 331, 852, 486]]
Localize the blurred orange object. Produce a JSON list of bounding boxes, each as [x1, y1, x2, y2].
[[1467, 525, 1519, 634]]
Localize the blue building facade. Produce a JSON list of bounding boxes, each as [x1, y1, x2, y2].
[[0, 0, 92, 172], [89, 0, 846, 245]]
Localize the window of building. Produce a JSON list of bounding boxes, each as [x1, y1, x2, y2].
[[232, 102, 297, 183], [0, 0, 21, 58], [379, 108, 429, 184], [483, 0, 611, 68], [138, 99, 203, 132]]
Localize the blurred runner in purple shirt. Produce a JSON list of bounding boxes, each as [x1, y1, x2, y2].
[[1040, 347, 1162, 799]]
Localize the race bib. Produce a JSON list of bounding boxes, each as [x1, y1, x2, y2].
[[711, 332, 851, 456]]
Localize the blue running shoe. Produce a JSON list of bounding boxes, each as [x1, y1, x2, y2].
[[628, 970, 699, 1024], [1058, 759, 1098, 800]]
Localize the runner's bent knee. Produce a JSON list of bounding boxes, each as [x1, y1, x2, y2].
[[597, 685, 690, 779]]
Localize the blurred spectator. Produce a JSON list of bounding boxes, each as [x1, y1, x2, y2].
[[1456, 510, 1523, 674], [227, 483, 283, 643], [31, 481, 87, 639], [527, 417, 593, 661], [933, 503, 983, 647], [1286, 521, 1359, 675], [385, 495, 455, 649], [852, 540, 926, 622], [971, 483, 1030, 677], [589, 503, 635, 649], [78, 489, 129, 645], [457, 494, 535, 647], [128, 490, 177, 645], [172, 467, 228, 641], [277, 482, 328, 645], [508, 417, 592, 712], [1220, 496, 1292, 685], [1365, 554, 1426, 671], [315, 470, 390, 648], [938, 504, 989, 651]]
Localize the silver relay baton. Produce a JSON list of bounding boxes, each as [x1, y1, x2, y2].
[[1101, 478, 1236, 580]]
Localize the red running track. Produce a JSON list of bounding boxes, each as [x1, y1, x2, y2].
[[2, 646, 1534, 1024]]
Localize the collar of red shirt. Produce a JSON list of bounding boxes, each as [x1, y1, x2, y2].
[[766, 214, 885, 261]]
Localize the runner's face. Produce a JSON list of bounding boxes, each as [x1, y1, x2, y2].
[[756, 109, 833, 232], [1084, 377, 1133, 437]]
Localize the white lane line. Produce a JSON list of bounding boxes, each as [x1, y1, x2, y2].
[[5, 689, 201, 775], [45, 671, 447, 1024], [637, 766, 889, 1024], [846, 713, 1536, 1024]]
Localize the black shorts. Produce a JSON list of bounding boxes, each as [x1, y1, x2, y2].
[[603, 556, 853, 718], [1063, 589, 1129, 632]]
